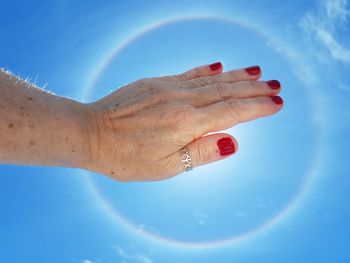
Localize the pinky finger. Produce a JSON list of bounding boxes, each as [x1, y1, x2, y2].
[[163, 62, 223, 82]]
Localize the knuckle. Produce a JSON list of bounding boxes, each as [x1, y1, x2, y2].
[[225, 99, 240, 122], [183, 79, 199, 88], [195, 144, 211, 165], [182, 77, 210, 88], [195, 76, 215, 86], [201, 75, 216, 84], [215, 82, 231, 99]]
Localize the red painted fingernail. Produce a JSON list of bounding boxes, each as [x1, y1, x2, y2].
[[209, 62, 222, 71], [245, 66, 261, 76], [271, 96, 283, 105], [267, 80, 281, 90], [217, 137, 236, 156]]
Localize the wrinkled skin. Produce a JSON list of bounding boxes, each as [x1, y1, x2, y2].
[[85, 63, 283, 182]]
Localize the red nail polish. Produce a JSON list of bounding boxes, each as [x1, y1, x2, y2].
[[245, 66, 261, 76], [217, 137, 236, 156], [267, 80, 281, 90], [209, 62, 222, 71], [271, 96, 283, 105]]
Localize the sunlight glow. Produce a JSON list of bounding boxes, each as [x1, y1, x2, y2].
[[81, 15, 327, 250]]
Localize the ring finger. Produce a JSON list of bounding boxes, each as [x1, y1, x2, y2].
[[189, 80, 281, 107]]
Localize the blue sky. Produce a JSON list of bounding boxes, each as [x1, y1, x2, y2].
[[1, 0, 350, 262]]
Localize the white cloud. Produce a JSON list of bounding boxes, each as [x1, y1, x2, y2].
[[83, 260, 93, 263], [324, 0, 350, 21], [315, 27, 350, 61], [300, 0, 350, 63], [113, 245, 154, 263], [266, 39, 318, 86]]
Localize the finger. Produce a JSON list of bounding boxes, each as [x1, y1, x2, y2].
[[180, 65, 262, 89], [163, 62, 223, 82], [198, 96, 284, 134], [190, 80, 281, 107], [170, 133, 238, 175]]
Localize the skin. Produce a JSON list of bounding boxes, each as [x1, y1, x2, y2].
[[0, 63, 283, 182]]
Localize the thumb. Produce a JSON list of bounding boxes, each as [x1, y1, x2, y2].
[[169, 133, 238, 175]]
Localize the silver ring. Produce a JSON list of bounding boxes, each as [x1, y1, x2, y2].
[[180, 146, 192, 172]]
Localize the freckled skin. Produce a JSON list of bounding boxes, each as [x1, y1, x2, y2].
[[0, 69, 91, 168]]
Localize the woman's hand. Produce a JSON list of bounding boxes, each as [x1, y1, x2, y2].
[[85, 62, 283, 181]]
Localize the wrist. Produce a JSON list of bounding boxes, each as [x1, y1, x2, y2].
[[79, 102, 102, 172], [80, 101, 124, 178]]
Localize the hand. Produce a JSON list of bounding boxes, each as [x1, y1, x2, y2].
[[84, 62, 283, 181]]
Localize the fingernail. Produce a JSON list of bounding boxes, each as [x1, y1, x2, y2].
[[217, 137, 236, 156], [245, 66, 261, 76], [267, 80, 281, 90], [209, 62, 222, 71], [271, 96, 283, 105]]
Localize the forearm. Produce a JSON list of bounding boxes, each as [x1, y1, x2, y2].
[[0, 69, 92, 169]]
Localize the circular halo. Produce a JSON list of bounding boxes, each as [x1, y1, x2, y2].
[[81, 15, 325, 250]]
